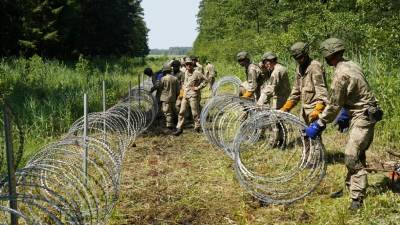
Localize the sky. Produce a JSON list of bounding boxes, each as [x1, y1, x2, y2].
[[142, 0, 201, 49]]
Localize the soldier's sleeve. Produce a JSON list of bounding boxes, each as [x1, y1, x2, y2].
[[196, 71, 208, 90], [311, 65, 329, 104], [261, 70, 278, 100], [318, 72, 349, 125], [247, 66, 258, 92], [287, 74, 301, 105]]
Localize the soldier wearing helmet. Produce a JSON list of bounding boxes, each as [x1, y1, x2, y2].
[[304, 38, 382, 210], [236, 51, 262, 99], [281, 41, 329, 125], [173, 57, 208, 135], [257, 52, 290, 109], [159, 63, 180, 131]]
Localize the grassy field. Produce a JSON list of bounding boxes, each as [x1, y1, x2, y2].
[[1, 53, 399, 224], [109, 122, 400, 225]]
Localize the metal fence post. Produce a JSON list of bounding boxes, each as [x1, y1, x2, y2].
[[128, 82, 131, 137], [103, 81, 106, 139], [3, 104, 19, 225], [83, 93, 88, 185]]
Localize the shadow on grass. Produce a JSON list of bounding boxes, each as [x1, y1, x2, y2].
[[325, 151, 345, 165], [370, 176, 400, 195]]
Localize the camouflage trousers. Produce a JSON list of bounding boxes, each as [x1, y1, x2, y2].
[[345, 121, 374, 200], [176, 96, 201, 129], [161, 101, 176, 128]]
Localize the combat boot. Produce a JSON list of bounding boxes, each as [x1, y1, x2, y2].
[[349, 199, 363, 210], [173, 128, 183, 136]]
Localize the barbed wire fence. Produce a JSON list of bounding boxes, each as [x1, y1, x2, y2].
[[0, 77, 156, 225], [202, 76, 327, 205]]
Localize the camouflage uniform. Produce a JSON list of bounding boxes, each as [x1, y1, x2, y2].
[[160, 73, 180, 128], [173, 70, 185, 115], [241, 63, 263, 99], [318, 60, 378, 201], [176, 69, 207, 130], [204, 62, 217, 90], [286, 60, 329, 124], [195, 62, 204, 74], [257, 63, 290, 109]]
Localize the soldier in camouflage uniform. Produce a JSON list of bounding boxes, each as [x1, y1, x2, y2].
[[204, 60, 217, 90], [257, 52, 290, 109], [236, 51, 263, 100], [281, 42, 329, 125], [305, 38, 383, 210], [173, 58, 208, 136], [159, 63, 180, 130]]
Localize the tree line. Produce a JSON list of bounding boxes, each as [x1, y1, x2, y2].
[[194, 0, 400, 63], [0, 0, 149, 58]]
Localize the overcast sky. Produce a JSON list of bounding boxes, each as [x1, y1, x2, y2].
[[142, 0, 201, 49]]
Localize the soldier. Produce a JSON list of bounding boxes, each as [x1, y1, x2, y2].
[[257, 52, 290, 109], [144, 67, 157, 89], [236, 51, 263, 100], [159, 63, 180, 131], [171, 60, 185, 117], [204, 60, 217, 90], [173, 58, 207, 136], [305, 38, 383, 210], [280, 42, 329, 125]]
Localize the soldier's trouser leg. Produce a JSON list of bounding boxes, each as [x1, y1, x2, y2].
[[175, 97, 182, 115], [176, 97, 189, 129], [189, 96, 201, 129], [345, 123, 374, 200], [209, 77, 215, 90], [162, 101, 175, 128]]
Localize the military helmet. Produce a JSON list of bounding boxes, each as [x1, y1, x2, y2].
[[320, 38, 345, 58], [290, 42, 309, 58], [162, 63, 172, 72], [171, 60, 181, 67], [262, 52, 277, 61], [184, 57, 193, 64], [189, 55, 198, 60], [237, 51, 249, 61]]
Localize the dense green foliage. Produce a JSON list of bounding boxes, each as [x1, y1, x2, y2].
[[194, 0, 400, 147], [194, 0, 400, 62], [0, 0, 149, 58]]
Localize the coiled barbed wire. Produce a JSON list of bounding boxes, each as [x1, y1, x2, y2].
[[211, 75, 242, 97], [0, 80, 156, 224], [201, 93, 326, 204]]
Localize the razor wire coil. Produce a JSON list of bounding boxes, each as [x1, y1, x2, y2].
[[0, 80, 156, 224], [201, 83, 326, 205]]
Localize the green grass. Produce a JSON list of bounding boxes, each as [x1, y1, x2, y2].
[[0, 55, 170, 174]]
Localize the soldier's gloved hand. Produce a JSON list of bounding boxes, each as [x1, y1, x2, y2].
[[304, 121, 325, 139], [280, 100, 295, 112], [242, 90, 253, 99], [308, 103, 325, 122], [178, 89, 184, 98], [334, 108, 351, 133]]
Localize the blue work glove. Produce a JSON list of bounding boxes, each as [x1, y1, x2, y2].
[[334, 108, 351, 133], [305, 121, 325, 139]]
